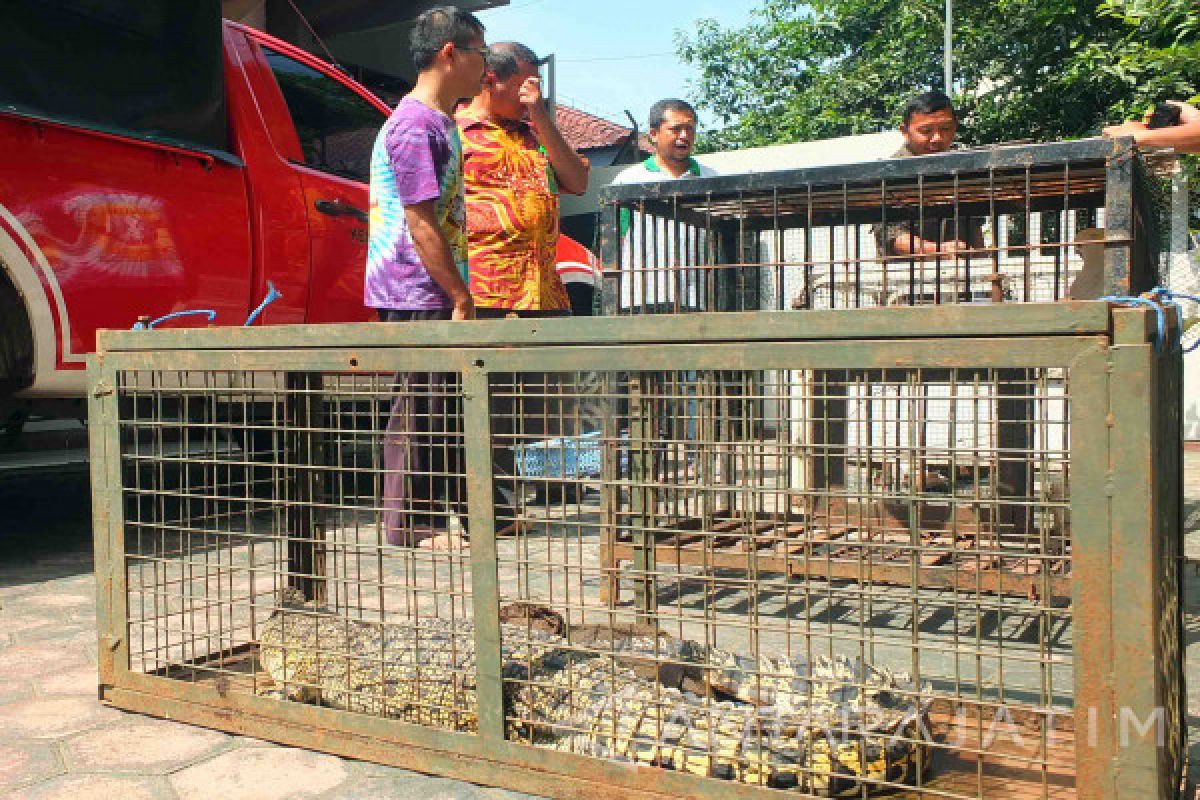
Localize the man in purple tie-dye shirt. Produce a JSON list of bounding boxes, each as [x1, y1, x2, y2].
[[368, 7, 488, 547], [366, 6, 487, 320]]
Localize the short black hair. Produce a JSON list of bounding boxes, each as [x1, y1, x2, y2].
[[648, 98, 697, 131], [487, 41, 539, 80], [410, 6, 485, 72], [902, 91, 956, 125]]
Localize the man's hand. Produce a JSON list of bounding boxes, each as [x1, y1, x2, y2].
[[1167, 100, 1200, 124], [451, 297, 476, 321], [518, 74, 590, 194], [1103, 120, 1149, 142], [519, 76, 549, 126], [1103, 102, 1200, 154]]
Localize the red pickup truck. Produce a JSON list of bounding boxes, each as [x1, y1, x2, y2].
[[0, 19, 385, 422]]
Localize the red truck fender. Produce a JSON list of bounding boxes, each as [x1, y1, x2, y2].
[[0, 209, 62, 395]]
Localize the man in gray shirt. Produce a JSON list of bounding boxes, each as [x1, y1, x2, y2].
[[875, 91, 985, 261]]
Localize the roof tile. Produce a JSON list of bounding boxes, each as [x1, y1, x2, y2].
[[555, 105, 648, 152]]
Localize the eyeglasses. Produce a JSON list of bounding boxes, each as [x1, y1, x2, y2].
[[456, 44, 491, 60]]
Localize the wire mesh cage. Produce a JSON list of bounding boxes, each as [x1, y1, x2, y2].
[[90, 306, 1184, 800], [598, 138, 1168, 314]]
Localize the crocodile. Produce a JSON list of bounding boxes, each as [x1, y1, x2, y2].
[[258, 597, 931, 796], [257, 598, 563, 730], [514, 646, 930, 795]]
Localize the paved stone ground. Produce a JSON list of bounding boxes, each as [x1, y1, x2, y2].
[[0, 471, 539, 800], [2, 460, 1200, 799]]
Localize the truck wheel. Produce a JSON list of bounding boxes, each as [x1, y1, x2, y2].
[[1, 408, 28, 448], [0, 266, 34, 396]]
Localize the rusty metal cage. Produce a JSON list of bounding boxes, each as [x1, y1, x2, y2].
[[90, 305, 1184, 799], [598, 138, 1167, 314]]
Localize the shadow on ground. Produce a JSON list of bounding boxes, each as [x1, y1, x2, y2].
[[0, 471, 93, 585]]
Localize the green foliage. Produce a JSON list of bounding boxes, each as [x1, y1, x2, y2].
[[678, 0, 1200, 152], [1100, 0, 1199, 44]]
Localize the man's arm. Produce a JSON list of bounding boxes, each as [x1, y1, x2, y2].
[[878, 224, 973, 258], [522, 77, 590, 195], [404, 200, 475, 320], [1104, 102, 1200, 154], [887, 235, 970, 257]]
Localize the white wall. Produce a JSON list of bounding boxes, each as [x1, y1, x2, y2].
[[1166, 166, 1199, 439]]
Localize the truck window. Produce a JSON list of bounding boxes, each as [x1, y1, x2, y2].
[[261, 46, 384, 183]]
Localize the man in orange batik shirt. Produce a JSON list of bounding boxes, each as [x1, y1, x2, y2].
[[457, 44, 591, 513], [457, 41, 590, 318]]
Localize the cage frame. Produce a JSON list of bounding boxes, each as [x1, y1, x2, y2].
[[89, 302, 1184, 800], [597, 136, 1161, 315]]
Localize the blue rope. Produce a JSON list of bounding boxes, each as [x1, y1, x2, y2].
[[1149, 287, 1200, 354], [132, 309, 217, 330], [1100, 294, 1168, 353], [244, 281, 282, 327], [1102, 286, 1200, 354]]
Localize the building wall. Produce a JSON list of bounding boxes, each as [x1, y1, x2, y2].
[[222, 0, 265, 28], [762, 208, 1105, 309]]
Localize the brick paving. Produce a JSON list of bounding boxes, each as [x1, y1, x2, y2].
[[0, 473, 534, 800], [1, 460, 1199, 798]]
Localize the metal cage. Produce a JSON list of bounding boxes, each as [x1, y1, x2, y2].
[[90, 304, 1184, 799], [598, 138, 1167, 314]]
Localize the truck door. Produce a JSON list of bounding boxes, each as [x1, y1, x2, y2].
[[250, 40, 387, 325]]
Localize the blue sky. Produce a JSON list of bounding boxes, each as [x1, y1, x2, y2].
[[477, 0, 759, 131]]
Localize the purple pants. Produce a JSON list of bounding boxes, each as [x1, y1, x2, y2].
[[378, 309, 465, 544]]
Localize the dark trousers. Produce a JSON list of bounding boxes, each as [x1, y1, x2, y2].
[[378, 309, 464, 543]]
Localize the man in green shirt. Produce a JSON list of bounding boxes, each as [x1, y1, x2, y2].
[[611, 99, 717, 312], [612, 98, 718, 184]]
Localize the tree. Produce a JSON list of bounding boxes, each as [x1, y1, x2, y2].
[[677, 0, 1200, 151]]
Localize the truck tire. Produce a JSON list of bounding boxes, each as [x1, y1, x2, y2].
[[0, 266, 34, 396]]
